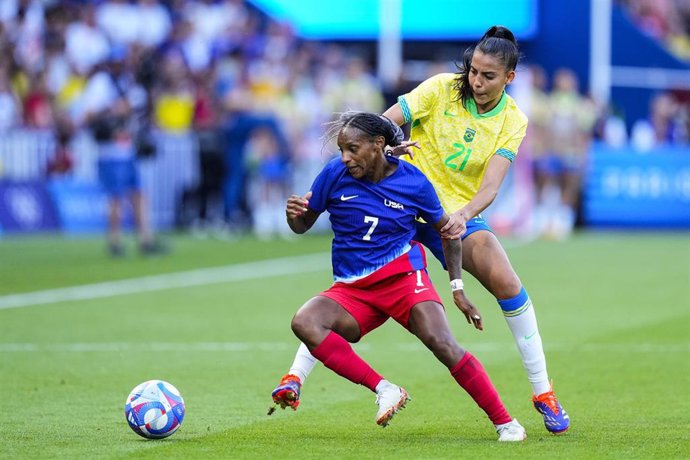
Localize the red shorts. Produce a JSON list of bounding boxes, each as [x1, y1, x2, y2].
[[321, 268, 442, 339]]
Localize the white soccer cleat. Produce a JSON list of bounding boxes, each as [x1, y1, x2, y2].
[[375, 381, 410, 427], [496, 418, 527, 442]]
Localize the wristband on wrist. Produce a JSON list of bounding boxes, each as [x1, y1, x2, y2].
[[450, 279, 464, 291]]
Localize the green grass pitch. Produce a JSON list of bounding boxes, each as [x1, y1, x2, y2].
[[0, 231, 688, 459]]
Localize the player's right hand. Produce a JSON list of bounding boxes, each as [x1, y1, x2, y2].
[[286, 191, 312, 219]]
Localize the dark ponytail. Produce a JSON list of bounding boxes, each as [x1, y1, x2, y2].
[[481, 25, 517, 44], [453, 25, 521, 108]]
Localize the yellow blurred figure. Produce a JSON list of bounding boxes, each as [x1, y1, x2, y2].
[[56, 75, 87, 110], [154, 92, 195, 133]]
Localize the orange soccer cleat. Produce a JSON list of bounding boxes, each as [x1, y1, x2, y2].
[[271, 374, 302, 411]]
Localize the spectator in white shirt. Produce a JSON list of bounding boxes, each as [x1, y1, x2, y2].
[[136, 0, 172, 49], [65, 3, 110, 75], [96, 0, 140, 46]]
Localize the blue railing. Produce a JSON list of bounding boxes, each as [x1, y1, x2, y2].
[[0, 129, 199, 234]]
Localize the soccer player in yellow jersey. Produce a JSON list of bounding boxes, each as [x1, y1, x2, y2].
[[272, 25, 570, 435]]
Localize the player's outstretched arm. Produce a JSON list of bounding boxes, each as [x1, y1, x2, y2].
[[382, 103, 404, 126], [434, 214, 483, 331], [446, 155, 512, 232], [286, 191, 319, 234]]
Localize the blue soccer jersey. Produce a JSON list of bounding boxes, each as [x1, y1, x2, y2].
[[308, 156, 445, 282]]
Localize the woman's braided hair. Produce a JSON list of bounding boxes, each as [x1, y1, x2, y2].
[[323, 111, 404, 150]]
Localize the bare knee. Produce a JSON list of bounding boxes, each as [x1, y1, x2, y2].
[[289, 296, 362, 349], [494, 274, 523, 300], [290, 311, 321, 344]]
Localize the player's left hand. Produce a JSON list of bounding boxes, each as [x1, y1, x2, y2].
[[439, 210, 467, 239], [452, 290, 483, 331], [386, 140, 420, 159]]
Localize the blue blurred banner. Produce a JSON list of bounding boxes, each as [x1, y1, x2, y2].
[[0, 181, 61, 233], [584, 144, 690, 228], [47, 180, 110, 235]]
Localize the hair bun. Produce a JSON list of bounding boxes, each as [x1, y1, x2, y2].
[[482, 25, 516, 44]]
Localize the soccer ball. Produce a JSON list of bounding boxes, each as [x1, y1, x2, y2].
[[124, 380, 185, 439]]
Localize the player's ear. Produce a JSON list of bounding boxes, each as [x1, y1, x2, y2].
[[375, 135, 386, 152], [505, 70, 516, 85]]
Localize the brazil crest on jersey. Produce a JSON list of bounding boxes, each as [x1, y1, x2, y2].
[[398, 73, 528, 213], [308, 156, 444, 283]]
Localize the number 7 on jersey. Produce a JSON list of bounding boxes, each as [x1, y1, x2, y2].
[[362, 216, 379, 241]]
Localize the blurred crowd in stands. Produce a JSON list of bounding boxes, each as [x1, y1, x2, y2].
[[0, 0, 687, 240], [618, 0, 690, 62], [0, 0, 387, 238], [615, 0, 690, 153]]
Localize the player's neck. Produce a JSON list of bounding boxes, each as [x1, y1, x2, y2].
[[365, 156, 396, 183], [475, 98, 499, 114], [473, 89, 506, 114]]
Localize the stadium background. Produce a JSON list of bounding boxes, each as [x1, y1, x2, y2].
[[0, 0, 688, 237], [0, 1, 688, 459]]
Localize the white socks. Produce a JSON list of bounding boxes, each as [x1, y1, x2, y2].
[[498, 287, 551, 395], [503, 297, 551, 396], [288, 342, 318, 383]]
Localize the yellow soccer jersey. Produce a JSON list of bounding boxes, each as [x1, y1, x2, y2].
[[398, 73, 528, 213]]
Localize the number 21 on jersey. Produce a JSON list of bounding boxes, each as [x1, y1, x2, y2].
[[444, 142, 472, 171]]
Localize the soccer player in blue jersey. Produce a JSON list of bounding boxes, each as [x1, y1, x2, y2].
[[274, 26, 569, 436], [272, 111, 526, 441]]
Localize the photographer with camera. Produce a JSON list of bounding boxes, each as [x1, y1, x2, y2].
[[80, 47, 164, 257]]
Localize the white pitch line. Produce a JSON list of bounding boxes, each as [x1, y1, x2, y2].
[[0, 342, 293, 352], [0, 253, 330, 310], [0, 239, 534, 312], [0, 342, 687, 353]]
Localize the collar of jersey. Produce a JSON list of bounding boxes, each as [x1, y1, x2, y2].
[[466, 90, 507, 119]]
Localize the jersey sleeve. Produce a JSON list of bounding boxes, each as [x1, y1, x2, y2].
[[495, 114, 528, 162], [307, 158, 337, 213], [415, 174, 445, 226], [398, 74, 446, 124]]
